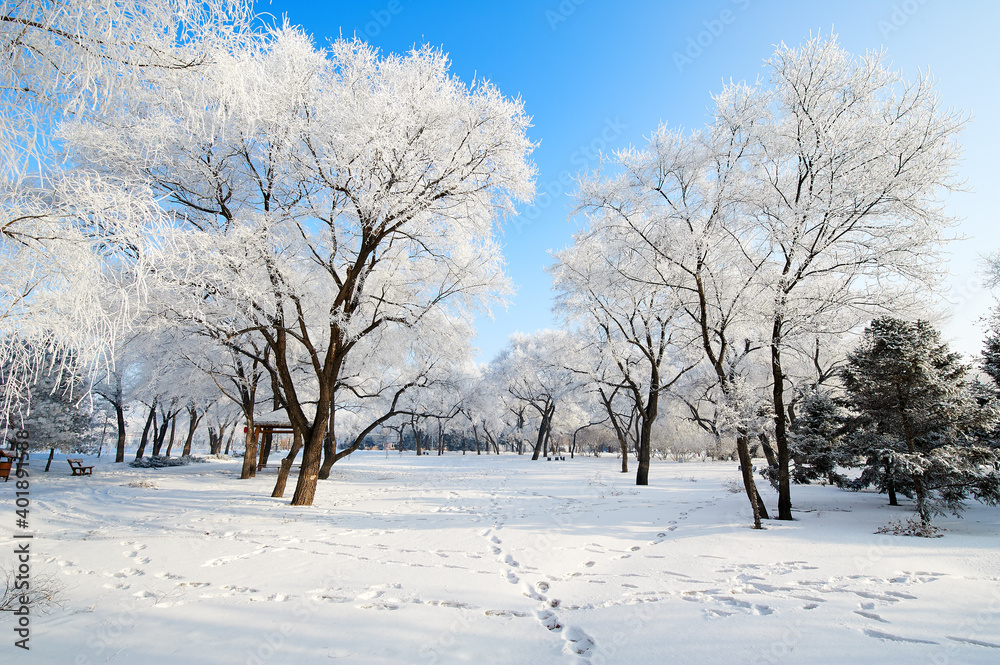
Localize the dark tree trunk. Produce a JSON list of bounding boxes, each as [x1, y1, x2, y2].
[[758, 432, 778, 469], [736, 434, 767, 528], [771, 316, 793, 520], [886, 458, 898, 506], [318, 434, 335, 478], [239, 423, 256, 478], [115, 402, 127, 463], [291, 423, 326, 506], [183, 407, 202, 459], [260, 432, 273, 467], [165, 415, 177, 457], [319, 400, 337, 479], [272, 430, 302, 498], [135, 401, 157, 460], [635, 379, 659, 487], [151, 412, 170, 457], [209, 423, 226, 455], [45, 447, 55, 472], [531, 401, 553, 461]]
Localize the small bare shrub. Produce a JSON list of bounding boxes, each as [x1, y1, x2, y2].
[[723, 478, 744, 494], [0, 568, 66, 615]]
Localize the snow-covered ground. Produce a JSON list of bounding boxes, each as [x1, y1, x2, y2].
[[4, 452, 1000, 664]]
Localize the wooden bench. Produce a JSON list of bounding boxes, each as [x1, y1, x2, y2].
[[0, 457, 11, 482], [67, 459, 94, 476]]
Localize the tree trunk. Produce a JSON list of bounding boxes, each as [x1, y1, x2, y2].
[[44, 447, 55, 472], [135, 401, 157, 460], [272, 430, 302, 498], [635, 420, 651, 485], [736, 434, 767, 528], [183, 408, 203, 458], [151, 412, 170, 457], [318, 400, 337, 479], [635, 382, 659, 486], [260, 432, 273, 467], [771, 316, 793, 520], [885, 458, 898, 506], [239, 422, 257, 479], [209, 423, 226, 455], [531, 402, 553, 461], [318, 434, 335, 478], [165, 415, 178, 457], [115, 402, 127, 463], [291, 410, 331, 506]]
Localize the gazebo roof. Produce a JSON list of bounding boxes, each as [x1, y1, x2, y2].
[[253, 405, 316, 428]]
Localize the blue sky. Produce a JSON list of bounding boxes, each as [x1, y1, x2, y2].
[[266, 0, 1000, 364]]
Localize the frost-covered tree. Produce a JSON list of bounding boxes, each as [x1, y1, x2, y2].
[[572, 34, 964, 522], [490, 330, 584, 461], [0, 0, 260, 411], [841, 317, 1000, 524], [740, 36, 966, 520], [573, 107, 772, 525], [1, 344, 97, 457], [67, 29, 534, 505], [552, 228, 696, 485]]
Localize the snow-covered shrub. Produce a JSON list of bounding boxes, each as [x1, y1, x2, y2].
[[875, 516, 943, 538], [129, 455, 206, 469]]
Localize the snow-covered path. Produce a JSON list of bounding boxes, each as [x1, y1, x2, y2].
[[4, 453, 999, 664]]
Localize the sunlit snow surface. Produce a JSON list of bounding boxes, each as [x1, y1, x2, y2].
[[9, 453, 1000, 664]]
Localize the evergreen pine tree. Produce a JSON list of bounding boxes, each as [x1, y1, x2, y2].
[[841, 317, 1000, 524], [788, 388, 846, 485]]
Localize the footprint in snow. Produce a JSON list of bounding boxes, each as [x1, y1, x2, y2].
[[855, 610, 890, 623], [113, 568, 144, 578], [864, 629, 937, 645], [562, 626, 596, 656], [535, 609, 562, 631]]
